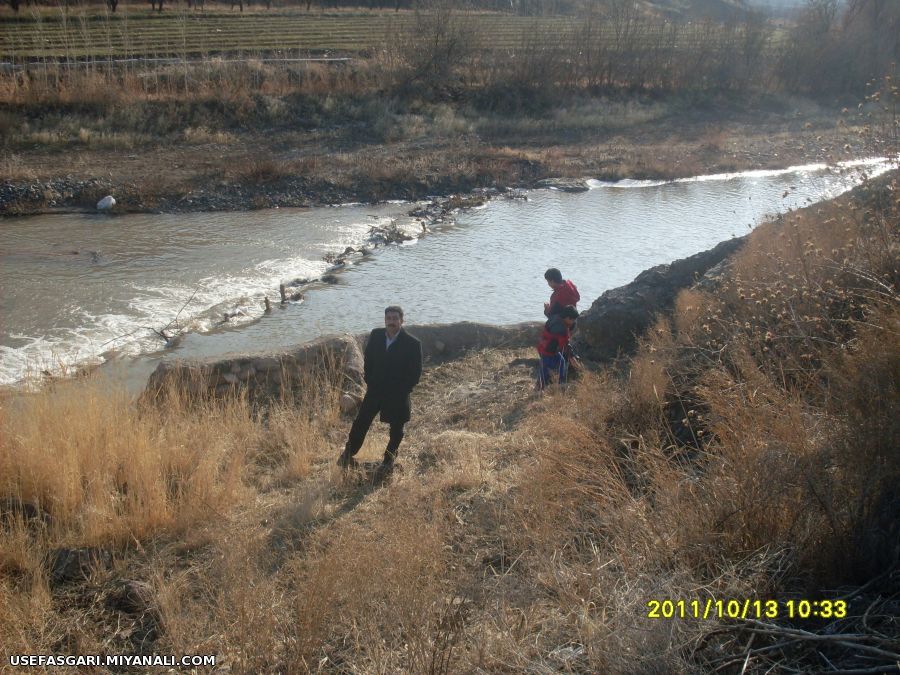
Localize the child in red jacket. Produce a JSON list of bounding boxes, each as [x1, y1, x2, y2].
[[543, 268, 580, 318], [537, 305, 579, 390]]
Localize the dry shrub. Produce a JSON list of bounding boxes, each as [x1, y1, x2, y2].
[[809, 305, 900, 582], [683, 359, 826, 566], [673, 288, 708, 338], [182, 126, 235, 145], [622, 318, 674, 430], [238, 158, 291, 185], [0, 153, 37, 181], [513, 373, 675, 570], [258, 405, 325, 484], [0, 555, 56, 656]]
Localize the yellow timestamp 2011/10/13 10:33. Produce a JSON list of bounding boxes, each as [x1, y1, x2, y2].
[[646, 598, 849, 620]]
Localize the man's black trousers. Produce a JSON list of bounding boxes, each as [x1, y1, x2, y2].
[[344, 394, 405, 461]]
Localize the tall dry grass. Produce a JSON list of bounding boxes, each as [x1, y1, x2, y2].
[[0, 380, 256, 546], [0, 368, 340, 663]]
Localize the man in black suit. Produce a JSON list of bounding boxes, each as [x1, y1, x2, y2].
[[337, 305, 423, 482]]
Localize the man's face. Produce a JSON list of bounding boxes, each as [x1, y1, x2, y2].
[[547, 278, 560, 290], [385, 311, 403, 337]]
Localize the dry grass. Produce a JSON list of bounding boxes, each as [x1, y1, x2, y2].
[[0, 381, 254, 546]]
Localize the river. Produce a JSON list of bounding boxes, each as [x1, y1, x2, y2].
[[0, 158, 894, 390]]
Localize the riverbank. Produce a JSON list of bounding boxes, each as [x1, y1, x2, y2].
[[6, 159, 884, 391], [1, 170, 896, 672], [0, 93, 878, 216]]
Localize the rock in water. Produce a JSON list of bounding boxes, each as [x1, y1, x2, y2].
[[97, 195, 116, 211], [535, 178, 590, 193]]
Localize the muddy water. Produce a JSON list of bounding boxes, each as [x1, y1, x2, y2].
[[0, 159, 894, 389]]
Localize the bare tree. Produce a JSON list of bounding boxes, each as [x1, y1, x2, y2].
[[399, 0, 477, 90]]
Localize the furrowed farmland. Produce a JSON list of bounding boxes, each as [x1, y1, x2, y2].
[[2, 11, 581, 60], [0, 8, 743, 62]]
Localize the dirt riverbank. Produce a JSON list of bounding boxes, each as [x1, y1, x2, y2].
[[0, 97, 878, 216]]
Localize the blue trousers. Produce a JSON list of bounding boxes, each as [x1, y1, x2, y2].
[[538, 353, 568, 389]]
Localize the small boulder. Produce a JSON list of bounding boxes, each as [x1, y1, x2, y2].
[[96, 195, 116, 211]]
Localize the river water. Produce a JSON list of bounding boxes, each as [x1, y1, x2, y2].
[[1, 159, 894, 389]]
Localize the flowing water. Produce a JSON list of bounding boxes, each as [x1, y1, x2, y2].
[[1, 158, 894, 389]]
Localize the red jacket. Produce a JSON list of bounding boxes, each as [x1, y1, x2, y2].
[[546, 280, 580, 317], [537, 316, 571, 357]]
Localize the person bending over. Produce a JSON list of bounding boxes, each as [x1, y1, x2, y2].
[[537, 305, 579, 390]]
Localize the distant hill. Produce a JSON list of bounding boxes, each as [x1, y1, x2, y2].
[[640, 0, 757, 20], [741, 0, 812, 16], [646, 0, 847, 20], [639, 0, 835, 20]]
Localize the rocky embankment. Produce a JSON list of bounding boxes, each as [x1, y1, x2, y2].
[[0, 171, 522, 216], [145, 322, 542, 404], [574, 236, 746, 360], [147, 237, 748, 400]]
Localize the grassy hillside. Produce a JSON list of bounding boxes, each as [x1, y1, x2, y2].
[[1, 170, 897, 672]]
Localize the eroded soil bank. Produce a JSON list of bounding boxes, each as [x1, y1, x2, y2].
[[0, 96, 878, 216]]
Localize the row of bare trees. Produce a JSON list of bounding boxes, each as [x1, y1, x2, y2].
[[780, 0, 899, 96], [392, 0, 897, 100], [392, 1, 773, 98]]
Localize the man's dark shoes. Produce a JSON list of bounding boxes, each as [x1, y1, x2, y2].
[[337, 449, 357, 470], [372, 460, 394, 485]]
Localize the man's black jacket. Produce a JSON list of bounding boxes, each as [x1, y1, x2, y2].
[[362, 327, 422, 424]]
